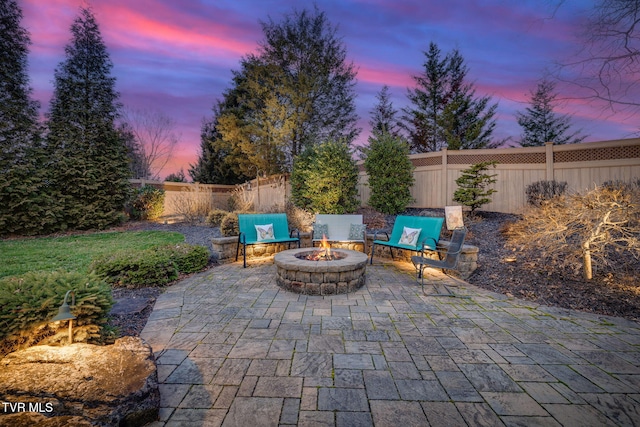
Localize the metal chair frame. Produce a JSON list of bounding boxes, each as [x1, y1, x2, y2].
[[410, 227, 470, 298]]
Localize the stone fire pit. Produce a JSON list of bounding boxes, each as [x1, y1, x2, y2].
[[274, 248, 367, 295]]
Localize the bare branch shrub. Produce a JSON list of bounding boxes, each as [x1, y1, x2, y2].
[[228, 185, 255, 212], [169, 186, 216, 224], [526, 180, 567, 207], [504, 182, 640, 280], [284, 201, 314, 233]]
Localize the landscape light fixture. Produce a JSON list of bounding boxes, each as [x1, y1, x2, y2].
[[51, 290, 76, 344]]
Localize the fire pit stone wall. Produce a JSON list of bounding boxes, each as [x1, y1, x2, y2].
[[274, 249, 368, 295]]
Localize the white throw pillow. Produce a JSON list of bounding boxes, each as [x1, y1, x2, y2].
[[399, 226, 421, 246], [255, 223, 274, 241]]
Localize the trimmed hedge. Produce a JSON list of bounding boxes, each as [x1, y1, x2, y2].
[[90, 243, 210, 288], [0, 270, 113, 356], [155, 243, 210, 274]]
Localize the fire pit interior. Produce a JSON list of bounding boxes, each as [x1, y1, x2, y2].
[[274, 244, 367, 295], [296, 235, 346, 261]]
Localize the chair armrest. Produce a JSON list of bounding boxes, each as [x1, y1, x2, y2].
[[419, 237, 438, 251], [373, 230, 389, 241], [290, 229, 300, 239], [239, 231, 246, 244]]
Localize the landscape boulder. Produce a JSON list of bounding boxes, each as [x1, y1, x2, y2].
[[0, 336, 158, 426]]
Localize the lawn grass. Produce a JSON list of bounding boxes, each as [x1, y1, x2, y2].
[[0, 231, 185, 278]]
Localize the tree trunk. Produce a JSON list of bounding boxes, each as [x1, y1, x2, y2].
[[582, 241, 593, 280]]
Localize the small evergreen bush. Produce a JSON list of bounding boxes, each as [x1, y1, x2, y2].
[[220, 212, 240, 237], [526, 180, 568, 206], [129, 185, 165, 220], [362, 132, 415, 214], [207, 209, 229, 227], [290, 140, 360, 214], [91, 249, 178, 288], [453, 161, 498, 213], [155, 243, 210, 274], [91, 243, 210, 288], [0, 270, 113, 355]]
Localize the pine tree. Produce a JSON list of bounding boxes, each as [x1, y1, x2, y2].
[[0, 0, 59, 235], [516, 79, 587, 147], [439, 50, 500, 150], [369, 85, 401, 137], [46, 7, 130, 230], [402, 43, 499, 152], [402, 42, 449, 153]]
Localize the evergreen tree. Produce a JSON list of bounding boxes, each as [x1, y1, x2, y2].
[[0, 0, 59, 235], [402, 43, 499, 152], [46, 7, 130, 230], [192, 5, 360, 179], [258, 6, 360, 158], [453, 161, 498, 213], [369, 85, 402, 137], [189, 102, 247, 184], [362, 132, 415, 215], [119, 122, 150, 179], [439, 50, 500, 150], [290, 139, 359, 214], [516, 79, 587, 147], [402, 42, 448, 153]]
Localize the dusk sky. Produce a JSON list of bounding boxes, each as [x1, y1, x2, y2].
[[20, 0, 639, 179]]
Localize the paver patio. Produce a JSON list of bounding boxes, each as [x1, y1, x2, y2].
[[141, 259, 640, 426]]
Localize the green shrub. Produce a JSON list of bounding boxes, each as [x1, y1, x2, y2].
[[207, 209, 229, 227], [155, 243, 210, 274], [362, 132, 415, 214], [129, 185, 165, 220], [0, 270, 113, 355], [90, 243, 210, 288], [291, 140, 360, 214], [526, 180, 567, 206], [453, 161, 498, 213], [90, 249, 178, 288], [220, 212, 240, 237]]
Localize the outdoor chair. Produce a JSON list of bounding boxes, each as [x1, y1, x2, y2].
[[369, 215, 444, 264], [410, 226, 470, 297]]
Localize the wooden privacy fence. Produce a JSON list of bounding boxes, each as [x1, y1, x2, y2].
[[130, 180, 235, 218], [356, 138, 640, 214], [130, 175, 290, 218]]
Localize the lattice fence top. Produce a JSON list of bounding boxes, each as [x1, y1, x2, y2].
[[447, 152, 546, 164], [555, 145, 640, 163], [412, 156, 442, 167]]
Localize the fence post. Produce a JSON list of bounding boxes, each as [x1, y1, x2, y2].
[[545, 141, 554, 180], [441, 148, 448, 206]]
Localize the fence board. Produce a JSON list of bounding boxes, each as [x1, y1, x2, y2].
[[356, 138, 640, 214]]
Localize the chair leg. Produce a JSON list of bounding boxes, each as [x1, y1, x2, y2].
[[243, 243, 247, 268], [369, 242, 376, 265]]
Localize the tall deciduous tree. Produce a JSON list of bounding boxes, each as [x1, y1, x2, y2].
[[121, 108, 180, 180], [516, 79, 587, 146], [0, 0, 59, 235], [46, 7, 130, 230], [402, 43, 499, 152], [555, 0, 640, 118]]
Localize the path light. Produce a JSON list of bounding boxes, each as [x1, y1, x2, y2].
[[51, 290, 76, 344]]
